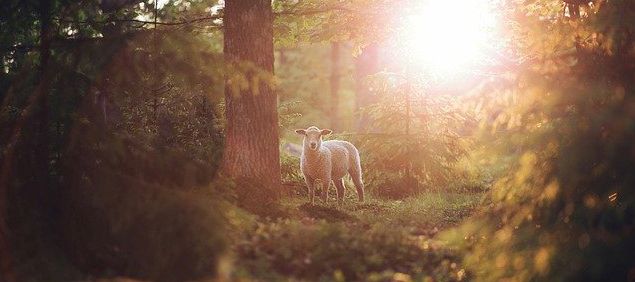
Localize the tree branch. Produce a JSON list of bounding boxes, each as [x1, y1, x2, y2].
[[55, 15, 223, 27], [2, 32, 138, 54], [2, 5, 353, 55], [53, 4, 351, 28], [275, 5, 353, 16]]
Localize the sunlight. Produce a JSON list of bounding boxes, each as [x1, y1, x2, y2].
[[400, 0, 500, 76]]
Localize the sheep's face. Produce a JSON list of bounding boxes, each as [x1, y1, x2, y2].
[[295, 126, 332, 151]]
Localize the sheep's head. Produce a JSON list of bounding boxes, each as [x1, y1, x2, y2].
[[295, 126, 332, 151]]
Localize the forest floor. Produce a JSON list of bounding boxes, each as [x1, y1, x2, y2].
[[232, 191, 484, 281]]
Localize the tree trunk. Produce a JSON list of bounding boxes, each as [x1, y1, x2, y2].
[[354, 44, 379, 132], [35, 0, 52, 190], [330, 42, 341, 130], [221, 0, 281, 192]]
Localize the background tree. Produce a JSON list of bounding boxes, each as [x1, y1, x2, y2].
[[1, 1, 228, 280], [354, 44, 379, 131], [329, 42, 341, 130]]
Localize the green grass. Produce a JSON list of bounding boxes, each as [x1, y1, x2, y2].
[[281, 192, 482, 230], [232, 191, 484, 281]]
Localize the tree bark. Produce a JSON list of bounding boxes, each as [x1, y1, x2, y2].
[[221, 0, 281, 192], [330, 42, 341, 130]]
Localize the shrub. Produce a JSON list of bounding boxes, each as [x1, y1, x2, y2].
[[58, 172, 228, 282], [371, 173, 420, 199], [235, 219, 466, 281], [445, 1, 635, 280], [47, 88, 230, 281], [55, 122, 229, 281], [350, 74, 470, 198], [280, 152, 304, 187]]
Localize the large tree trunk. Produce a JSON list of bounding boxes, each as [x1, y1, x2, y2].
[[221, 0, 281, 192], [330, 42, 341, 130]]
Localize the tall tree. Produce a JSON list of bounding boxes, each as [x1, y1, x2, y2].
[[354, 43, 379, 131], [221, 0, 281, 192], [330, 42, 341, 130], [35, 0, 52, 191]]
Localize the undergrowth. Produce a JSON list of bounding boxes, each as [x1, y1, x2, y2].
[[231, 192, 482, 281]]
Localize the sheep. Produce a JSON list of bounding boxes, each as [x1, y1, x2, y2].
[[295, 126, 365, 205]]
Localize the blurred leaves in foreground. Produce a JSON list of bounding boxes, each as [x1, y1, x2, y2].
[[444, 0, 635, 280]]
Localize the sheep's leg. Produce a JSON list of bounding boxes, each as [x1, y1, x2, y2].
[[305, 177, 315, 205], [315, 175, 331, 204], [333, 178, 345, 206], [349, 169, 365, 202], [321, 179, 329, 204]]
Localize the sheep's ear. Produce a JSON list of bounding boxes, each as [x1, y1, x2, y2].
[[295, 129, 306, 135], [321, 129, 333, 135]]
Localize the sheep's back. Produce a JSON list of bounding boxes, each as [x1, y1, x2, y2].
[[323, 140, 357, 179]]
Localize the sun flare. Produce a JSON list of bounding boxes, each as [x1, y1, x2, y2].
[[400, 0, 500, 76]]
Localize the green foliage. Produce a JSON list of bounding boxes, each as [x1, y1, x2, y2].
[[231, 191, 482, 281], [280, 152, 303, 184], [278, 100, 303, 134], [351, 74, 469, 198], [353, 193, 483, 232], [446, 147, 503, 193], [444, 1, 635, 281], [273, 0, 398, 50], [370, 174, 420, 199], [2, 3, 230, 280], [51, 66, 228, 281], [276, 43, 357, 132], [235, 219, 463, 282], [58, 172, 227, 282]]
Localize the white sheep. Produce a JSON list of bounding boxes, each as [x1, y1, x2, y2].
[[295, 126, 365, 205]]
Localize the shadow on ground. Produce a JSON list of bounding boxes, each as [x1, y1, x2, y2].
[[297, 203, 355, 222], [351, 202, 387, 212]]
